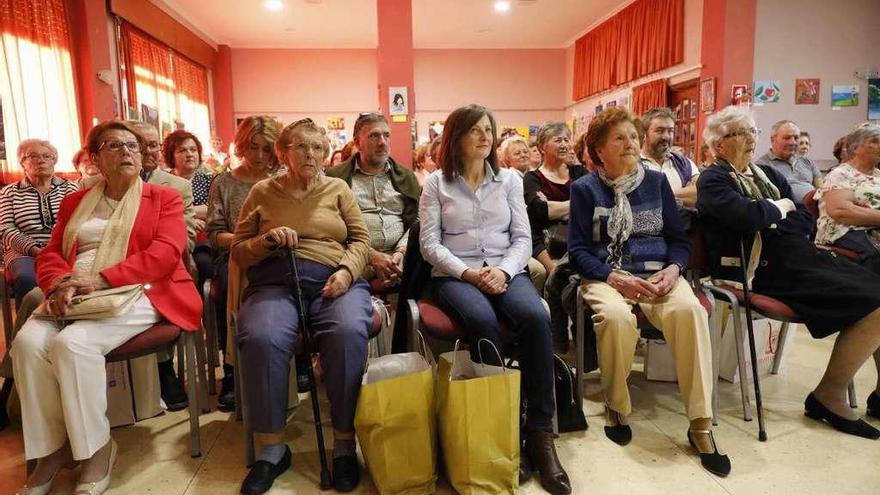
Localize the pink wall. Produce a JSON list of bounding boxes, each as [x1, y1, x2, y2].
[[231, 48, 379, 114], [752, 0, 880, 165]]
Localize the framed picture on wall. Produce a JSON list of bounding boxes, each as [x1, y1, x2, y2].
[[700, 78, 716, 113], [690, 100, 697, 118]]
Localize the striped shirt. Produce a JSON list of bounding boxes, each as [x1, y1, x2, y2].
[[0, 176, 78, 266]]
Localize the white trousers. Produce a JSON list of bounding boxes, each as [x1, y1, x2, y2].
[[10, 295, 160, 460]]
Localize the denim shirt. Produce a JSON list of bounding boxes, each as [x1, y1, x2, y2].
[[419, 163, 532, 279]]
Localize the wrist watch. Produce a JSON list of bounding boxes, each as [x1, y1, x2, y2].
[[668, 262, 686, 275]]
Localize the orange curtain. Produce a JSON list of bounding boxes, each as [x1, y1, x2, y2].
[[631, 79, 668, 115], [119, 22, 210, 146], [0, 0, 81, 183], [572, 0, 683, 101]]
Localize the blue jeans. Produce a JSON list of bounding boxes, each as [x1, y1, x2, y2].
[[431, 273, 555, 432], [8, 256, 36, 307], [237, 257, 371, 434]]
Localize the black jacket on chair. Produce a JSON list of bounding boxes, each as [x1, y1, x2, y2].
[[391, 220, 432, 353]]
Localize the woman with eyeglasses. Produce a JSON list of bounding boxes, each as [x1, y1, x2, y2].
[[231, 119, 372, 494], [0, 140, 78, 307], [698, 106, 880, 440], [11, 120, 201, 495], [206, 115, 282, 412]]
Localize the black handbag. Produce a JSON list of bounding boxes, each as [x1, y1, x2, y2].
[[543, 224, 569, 259], [553, 354, 588, 433]]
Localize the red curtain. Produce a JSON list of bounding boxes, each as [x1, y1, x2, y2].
[[171, 52, 209, 104], [631, 79, 668, 115], [572, 0, 683, 101]]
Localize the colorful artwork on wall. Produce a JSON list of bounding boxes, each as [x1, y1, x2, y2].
[[795, 78, 820, 104], [753, 81, 781, 103], [869, 79, 880, 121], [831, 85, 860, 107], [731, 84, 750, 106]]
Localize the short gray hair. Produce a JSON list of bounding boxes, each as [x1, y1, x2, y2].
[[770, 119, 797, 137], [17, 139, 57, 164], [353, 112, 388, 139], [536, 121, 571, 150], [702, 106, 755, 151], [844, 123, 880, 158], [498, 135, 529, 165]]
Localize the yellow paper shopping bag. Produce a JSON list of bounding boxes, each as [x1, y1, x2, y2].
[[355, 348, 437, 495], [436, 340, 520, 495]]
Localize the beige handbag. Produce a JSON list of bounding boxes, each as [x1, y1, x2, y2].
[[33, 284, 144, 321]]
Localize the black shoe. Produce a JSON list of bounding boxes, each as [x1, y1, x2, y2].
[[867, 391, 880, 420], [687, 429, 731, 477], [158, 364, 189, 412], [217, 374, 235, 413], [805, 393, 880, 439], [519, 443, 533, 484], [332, 454, 360, 492], [240, 446, 292, 494], [603, 409, 632, 446]]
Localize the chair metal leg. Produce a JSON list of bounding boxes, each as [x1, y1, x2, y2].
[[406, 299, 421, 353], [848, 381, 858, 409], [703, 287, 721, 426], [0, 273, 14, 347], [575, 286, 585, 407], [192, 328, 211, 414], [183, 333, 202, 458], [771, 321, 791, 375], [202, 279, 218, 395], [707, 287, 753, 422]]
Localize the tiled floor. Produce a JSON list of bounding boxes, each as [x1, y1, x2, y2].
[[1, 324, 879, 494]]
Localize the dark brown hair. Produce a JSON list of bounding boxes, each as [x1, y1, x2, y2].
[[85, 120, 144, 155], [573, 131, 589, 164], [586, 107, 641, 166], [354, 112, 388, 139], [163, 130, 203, 169], [438, 104, 498, 181]]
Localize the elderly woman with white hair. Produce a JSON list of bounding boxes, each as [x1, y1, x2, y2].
[[0, 140, 78, 306], [499, 135, 532, 178], [815, 123, 880, 273], [697, 106, 880, 440]]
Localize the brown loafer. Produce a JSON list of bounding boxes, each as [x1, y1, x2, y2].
[[525, 430, 571, 495]]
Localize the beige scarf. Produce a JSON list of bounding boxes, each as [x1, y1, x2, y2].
[[62, 177, 143, 273]]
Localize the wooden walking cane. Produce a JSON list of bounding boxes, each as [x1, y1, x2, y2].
[[286, 247, 334, 488]]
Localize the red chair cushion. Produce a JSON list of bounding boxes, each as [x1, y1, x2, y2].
[[369, 278, 400, 297], [369, 308, 383, 339], [716, 285, 799, 322], [418, 300, 466, 341], [106, 323, 181, 362]]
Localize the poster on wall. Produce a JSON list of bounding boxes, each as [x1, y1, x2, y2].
[[327, 117, 345, 130], [428, 121, 444, 141], [753, 81, 781, 103], [606, 100, 617, 108], [700, 78, 715, 113], [831, 85, 860, 107], [389, 86, 408, 115], [795, 78, 820, 104], [869, 79, 880, 121], [594, 104, 603, 115], [731, 84, 750, 106]]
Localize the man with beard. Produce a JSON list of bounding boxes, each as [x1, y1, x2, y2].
[[756, 120, 822, 203], [639, 107, 700, 208], [326, 113, 420, 287]]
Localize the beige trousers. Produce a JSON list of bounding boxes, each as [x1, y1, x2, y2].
[[582, 277, 713, 420], [10, 295, 160, 460], [527, 257, 547, 293]]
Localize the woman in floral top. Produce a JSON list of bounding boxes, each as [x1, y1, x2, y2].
[[816, 124, 880, 272]]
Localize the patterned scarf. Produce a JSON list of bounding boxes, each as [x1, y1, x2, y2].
[[714, 158, 780, 201], [598, 164, 645, 269]]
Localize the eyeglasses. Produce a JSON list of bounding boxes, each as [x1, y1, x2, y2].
[[723, 127, 761, 139], [23, 152, 57, 162], [98, 140, 142, 154]]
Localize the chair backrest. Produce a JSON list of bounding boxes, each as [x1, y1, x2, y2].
[[687, 220, 710, 277], [802, 189, 819, 218]]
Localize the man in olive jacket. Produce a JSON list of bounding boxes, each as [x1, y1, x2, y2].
[[326, 113, 421, 287]]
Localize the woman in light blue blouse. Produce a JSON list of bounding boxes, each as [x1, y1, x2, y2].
[[419, 104, 570, 495]]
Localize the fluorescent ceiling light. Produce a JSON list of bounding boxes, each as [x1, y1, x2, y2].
[[494, 1, 511, 13], [265, 0, 283, 12]]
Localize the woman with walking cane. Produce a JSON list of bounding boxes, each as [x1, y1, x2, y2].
[[697, 105, 880, 440], [230, 118, 373, 494]]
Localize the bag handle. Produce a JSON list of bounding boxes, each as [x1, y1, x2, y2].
[[413, 330, 435, 366], [476, 338, 506, 370]]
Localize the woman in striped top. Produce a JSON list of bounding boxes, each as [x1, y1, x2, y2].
[[0, 140, 78, 305]]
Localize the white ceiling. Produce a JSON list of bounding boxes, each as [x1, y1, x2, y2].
[[158, 0, 630, 49]]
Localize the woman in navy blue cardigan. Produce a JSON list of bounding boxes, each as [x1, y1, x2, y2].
[[568, 107, 729, 477]]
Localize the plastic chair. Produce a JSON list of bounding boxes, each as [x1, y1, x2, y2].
[[106, 322, 207, 457]]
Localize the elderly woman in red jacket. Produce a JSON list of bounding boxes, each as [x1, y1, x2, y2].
[[10, 120, 201, 495]]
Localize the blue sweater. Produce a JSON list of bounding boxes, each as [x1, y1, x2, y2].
[[568, 170, 690, 280]]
